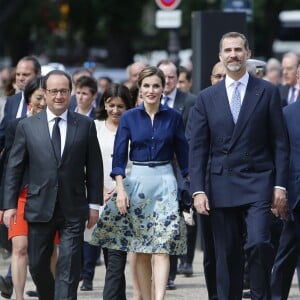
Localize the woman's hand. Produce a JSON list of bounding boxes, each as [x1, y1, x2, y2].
[[116, 189, 129, 215]]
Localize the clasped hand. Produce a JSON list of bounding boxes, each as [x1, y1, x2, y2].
[[272, 188, 289, 221], [193, 193, 210, 215]]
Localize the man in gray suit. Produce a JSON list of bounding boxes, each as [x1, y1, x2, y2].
[[3, 70, 103, 300]]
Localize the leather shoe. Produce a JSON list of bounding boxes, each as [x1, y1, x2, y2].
[[166, 279, 176, 290], [176, 263, 184, 274], [0, 276, 13, 299], [80, 280, 93, 291], [26, 290, 39, 297], [181, 263, 193, 277]]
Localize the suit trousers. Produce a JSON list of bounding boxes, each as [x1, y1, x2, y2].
[[271, 203, 300, 300], [211, 202, 273, 300], [102, 248, 127, 300], [199, 214, 218, 300], [81, 241, 101, 282], [28, 205, 85, 300]]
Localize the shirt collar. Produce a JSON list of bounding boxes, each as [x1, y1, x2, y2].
[[225, 72, 249, 89], [46, 107, 68, 122], [137, 102, 169, 112]]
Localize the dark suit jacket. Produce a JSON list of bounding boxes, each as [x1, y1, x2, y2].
[[279, 84, 300, 107], [283, 101, 300, 210], [69, 93, 102, 113], [173, 89, 196, 127], [0, 93, 24, 152], [189, 75, 289, 208], [3, 109, 103, 222], [0, 117, 26, 210]]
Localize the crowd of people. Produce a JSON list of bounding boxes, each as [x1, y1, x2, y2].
[[0, 30, 299, 300]]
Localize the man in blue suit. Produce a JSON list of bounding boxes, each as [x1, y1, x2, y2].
[[189, 32, 289, 300], [0, 56, 41, 298], [271, 65, 300, 300]]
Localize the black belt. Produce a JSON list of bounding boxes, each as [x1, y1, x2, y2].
[[132, 161, 170, 167]]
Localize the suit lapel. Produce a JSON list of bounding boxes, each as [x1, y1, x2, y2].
[[174, 89, 185, 113], [211, 82, 235, 133], [229, 76, 263, 149], [36, 110, 55, 159]]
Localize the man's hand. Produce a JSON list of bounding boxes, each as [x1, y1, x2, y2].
[[104, 187, 116, 204], [87, 208, 99, 229], [272, 188, 289, 221], [3, 209, 17, 228], [193, 193, 210, 215]]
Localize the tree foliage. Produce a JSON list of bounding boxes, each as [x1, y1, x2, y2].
[[0, 0, 299, 67]]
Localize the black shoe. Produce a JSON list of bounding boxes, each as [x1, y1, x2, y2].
[[0, 276, 13, 299], [80, 280, 93, 291], [166, 279, 176, 290], [181, 263, 193, 277], [26, 290, 39, 297], [177, 263, 184, 274], [242, 290, 251, 299]]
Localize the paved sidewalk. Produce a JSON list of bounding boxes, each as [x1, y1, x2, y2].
[[0, 249, 299, 299]]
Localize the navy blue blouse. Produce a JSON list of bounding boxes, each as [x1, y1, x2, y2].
[[111, 103, 189, 178]]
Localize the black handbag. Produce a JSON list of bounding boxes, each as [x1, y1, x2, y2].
[[179, 179, 193, 212]]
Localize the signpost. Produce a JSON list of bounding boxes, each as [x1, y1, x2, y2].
[[155, 0, 182, 63]]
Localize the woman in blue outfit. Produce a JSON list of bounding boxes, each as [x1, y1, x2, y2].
[[92, 66, 189, 300]]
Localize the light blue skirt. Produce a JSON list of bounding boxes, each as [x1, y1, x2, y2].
[[91, 163, 187, 255]]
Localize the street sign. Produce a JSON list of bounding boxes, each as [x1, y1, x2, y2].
[[155, 10, 182, 28], [155, 0, 181, 10]]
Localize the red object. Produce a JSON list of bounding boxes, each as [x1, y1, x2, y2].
[[155, 0, 181, 10]]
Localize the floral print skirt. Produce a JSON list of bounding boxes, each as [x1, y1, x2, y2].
[[91, 163, 187, 255]]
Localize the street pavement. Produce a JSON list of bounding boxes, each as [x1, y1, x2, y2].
[[0, 248, 299, 299]]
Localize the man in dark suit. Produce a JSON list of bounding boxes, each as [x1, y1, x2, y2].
[[0, 56, 41, 153], [157, 59, 196, 289], [189, 32, 289, 300], [0, 55, 41, 298], [2, 70, 103, 300], [278, 52, 300, 107], [271, 65, 300, 300]]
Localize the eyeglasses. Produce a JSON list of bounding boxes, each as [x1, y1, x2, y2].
[[211, 74, 226, 80], [46, 89, 70, 96]]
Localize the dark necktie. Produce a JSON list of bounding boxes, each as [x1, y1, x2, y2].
[[289, 87, 296, 104], [163, 96, 171, 107], [52, 117, 61, 161]]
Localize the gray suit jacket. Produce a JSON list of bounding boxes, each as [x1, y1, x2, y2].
[[3, 109, 103, 222]]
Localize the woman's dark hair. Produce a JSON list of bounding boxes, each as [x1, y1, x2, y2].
[[24, 76, 44, 104], [96, 83, 133, 120]]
